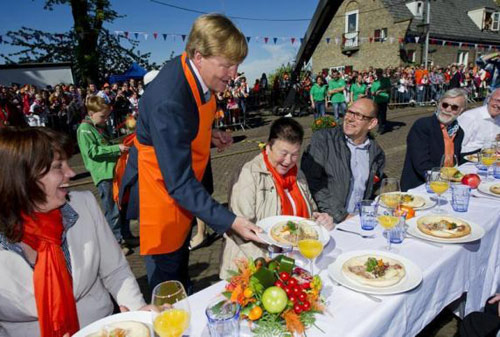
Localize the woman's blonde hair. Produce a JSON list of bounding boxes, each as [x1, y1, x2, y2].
[[186, 13, 248, 64], [85, 95, 110, 115]]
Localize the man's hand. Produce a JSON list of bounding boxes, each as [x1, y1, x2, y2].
[[212, 129, 233, 152], [487, 293, 500, 317], [231, 216, 265, 243], [312, 212, 334, 231], [119, 144, 130, 153]]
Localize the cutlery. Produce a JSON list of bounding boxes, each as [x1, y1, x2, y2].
[[329, 276, 382, 303], [405, 234, 443, 248], [335, 227, 375, 239]]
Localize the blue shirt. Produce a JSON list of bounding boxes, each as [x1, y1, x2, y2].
[[345, 137, 371, 213]]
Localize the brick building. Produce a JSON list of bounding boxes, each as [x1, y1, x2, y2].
[[311, 0, 500, 72]]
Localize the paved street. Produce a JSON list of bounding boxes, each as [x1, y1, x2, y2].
[[69, 103, 464, 336]]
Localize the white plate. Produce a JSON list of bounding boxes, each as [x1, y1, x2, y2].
[[256, 215, 330, 249], [477, 182, 500, 198], [73, 311, 153, 337], [327, 249, 422, 295], [406, 215, 485, 244], [376, 192, 436, 211]]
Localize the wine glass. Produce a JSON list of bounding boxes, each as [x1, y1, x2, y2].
[[297, 227, 324, 276], [428, 167, 450, 214], [480, 146, 496, 181], [152, 281, 190, 337], [379, 178, 401, 210], [377, 214, 399, 251]]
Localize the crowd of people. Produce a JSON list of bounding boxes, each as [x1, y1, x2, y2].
[[0, 12, 499, 337]]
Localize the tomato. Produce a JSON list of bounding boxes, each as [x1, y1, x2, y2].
[[288, 295, 297, 303], [292, 286, 301, 295], [284, 286, 292, 295], [293, 303, 303, 314], [274, 280, 284, 288], [298, 292, 307, 302], [248, 306, 263, 321], [279, 272, 291, 282], [262, 286, 288, 314], [288, 278, 298, 287], [300, 282, 311, 289], [461, 173, 481, 189], [243, 288, 253, 298], [302, 300, 311, 311]]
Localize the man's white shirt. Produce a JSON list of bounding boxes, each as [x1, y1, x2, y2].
[[458, 105, 500, 153]]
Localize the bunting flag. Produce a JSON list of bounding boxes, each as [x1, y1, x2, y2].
[[273, 37, 278, 44], [162, 33, 167, 41], [124, 31, 129, 38], [144, 33, 148, 40], [0, 35, 2, 44], [459, 42, 462, 48], [415, 36, 420, 43], [153, 32, 158, 40], [181, 34, 186, 41], [300, 38, 304, 44], [399, 37, 404, 43], [246, 36, 251, 43], [264, 37, 269, 44], [134, 32, 139, 39], [369, 37, 373, 43], [326, 37, 331, 44], [291, 37, 295, 44], [334, 37, 340, 45]]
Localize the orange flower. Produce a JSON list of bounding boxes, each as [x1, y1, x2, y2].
[[315, 119, 323, 126], [282, 309, 305, 336]]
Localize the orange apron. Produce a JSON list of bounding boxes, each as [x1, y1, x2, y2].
[[135, 52, 216, 255]]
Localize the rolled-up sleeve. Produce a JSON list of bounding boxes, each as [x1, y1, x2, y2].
[[148, 101, 235, 234]]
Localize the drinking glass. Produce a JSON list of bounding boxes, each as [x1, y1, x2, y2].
[[205, 296, 240, 337], [298, 228, 324, 275], [440, 154, 458, 168], [152, 281, 190, 337], [480, 146, 497, 181], [428, 167, 450, 214], [377, 214, 399, 252]]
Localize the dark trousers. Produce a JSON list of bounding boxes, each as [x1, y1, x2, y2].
[[460, 297, 500, 337], [144, 227, 193, 294], [377, 102, 388, 132]]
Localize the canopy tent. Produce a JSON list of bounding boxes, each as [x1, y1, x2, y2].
[[108, 62, 147, 84]]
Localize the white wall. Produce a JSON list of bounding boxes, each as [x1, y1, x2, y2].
[[0, 65, 74, 87]]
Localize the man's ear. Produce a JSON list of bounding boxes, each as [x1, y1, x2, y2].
[[368, 117, 378, 131], [193, 51, 203, 68]]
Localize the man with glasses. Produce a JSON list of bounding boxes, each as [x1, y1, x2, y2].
[[401, 88, 467, 191], [458, 88, 500, 154], [302, 98, 385, 224]]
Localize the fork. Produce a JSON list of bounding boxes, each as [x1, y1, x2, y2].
[[335, 227, 375, 239]]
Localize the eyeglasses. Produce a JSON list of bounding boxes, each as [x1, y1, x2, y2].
[[440, 102, 461, 112], [345, 109, 374, 121]]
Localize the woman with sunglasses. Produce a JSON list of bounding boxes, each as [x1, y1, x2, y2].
[[401, 88, 467, 191]]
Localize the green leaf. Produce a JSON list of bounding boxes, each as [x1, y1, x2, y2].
[[222, 291, 232, 299]]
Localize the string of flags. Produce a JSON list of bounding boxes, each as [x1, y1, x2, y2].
[[1, 30, 499, 51]]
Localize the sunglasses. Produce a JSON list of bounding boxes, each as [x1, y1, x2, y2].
[[441, 102, 461, 112]]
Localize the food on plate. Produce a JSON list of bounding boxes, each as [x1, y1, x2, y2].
[[399, 194, 425, 208], [270, 220, 318, 246], [440, 167, 464, 182], [394, 205, 415, 219], [417, 216, 471, 238], [342, 255, 406, 287], [461, 174, 481, 189], [464, 154, 479, 163], [489, 183, 500, 195], [86, 321, 150, 337]]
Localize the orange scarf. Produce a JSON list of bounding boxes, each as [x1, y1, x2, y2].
[[21, 209, 80, 337], [262, 150, 310, 218], [440, 124, 456, 165]]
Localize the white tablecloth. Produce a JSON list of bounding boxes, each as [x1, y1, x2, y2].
[[188, 166, 500, 337]]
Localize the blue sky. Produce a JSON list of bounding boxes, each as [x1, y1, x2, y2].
[[0, 0, 319, 83]]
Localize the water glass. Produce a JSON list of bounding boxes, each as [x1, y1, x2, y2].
[[494, 162, 500, 179], [357, 200, 378, 230], [389, 218, 405, 244], [451, 184, 471, 212], [425, 170, 434, 193], [206, 296, 240, 337]]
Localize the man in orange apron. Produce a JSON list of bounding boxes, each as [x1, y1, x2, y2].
[[132, 14, 263, 291]]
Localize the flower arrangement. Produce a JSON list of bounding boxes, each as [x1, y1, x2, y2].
[[223, 255, 324, 337], [311, 115, 337, 132]]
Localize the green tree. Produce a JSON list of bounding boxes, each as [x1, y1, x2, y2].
[[1, 0, 156, 85]]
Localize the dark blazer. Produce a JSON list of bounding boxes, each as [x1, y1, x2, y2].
[[400, 115, 464, 191]]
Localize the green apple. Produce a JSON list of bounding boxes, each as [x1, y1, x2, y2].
[[261, 286, 287, 314]]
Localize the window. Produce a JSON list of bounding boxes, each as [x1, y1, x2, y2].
[[374, 28, 388, 42], [345, 10, 359, 33], [457, 51, 469, 65], [493, 12, 500, 31], [407, 50, 416, 63], [416, 2, 423, 16]]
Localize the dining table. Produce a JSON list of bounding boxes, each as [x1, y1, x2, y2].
[[187, 163, 500, 337]]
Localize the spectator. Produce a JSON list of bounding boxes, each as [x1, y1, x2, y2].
[[310, 75, 327, 119], [371, 68, 391, 133], [328, 69, 347, 120]]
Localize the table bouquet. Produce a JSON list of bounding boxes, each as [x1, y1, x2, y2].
[[223, 255, 324, 336]]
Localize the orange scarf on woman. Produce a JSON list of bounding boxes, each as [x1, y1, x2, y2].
[[21, 209, 80, 337], [262, 150, 310, 218]]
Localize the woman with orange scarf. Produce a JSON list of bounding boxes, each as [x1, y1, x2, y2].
[[0, 127, 148, 337], [220, 118, 333, 279]]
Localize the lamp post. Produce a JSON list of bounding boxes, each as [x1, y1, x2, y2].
[[423, 0, 431, 69]]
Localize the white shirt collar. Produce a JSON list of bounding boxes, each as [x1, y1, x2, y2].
[[189, 59, 209, 96], [345, 135, 371, 149]]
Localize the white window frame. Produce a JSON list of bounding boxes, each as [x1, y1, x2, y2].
[[492, 12, 500, 31], [457, 51, 469, 66], [408, 50, 416, 63], [345, 10, 359, 34]]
